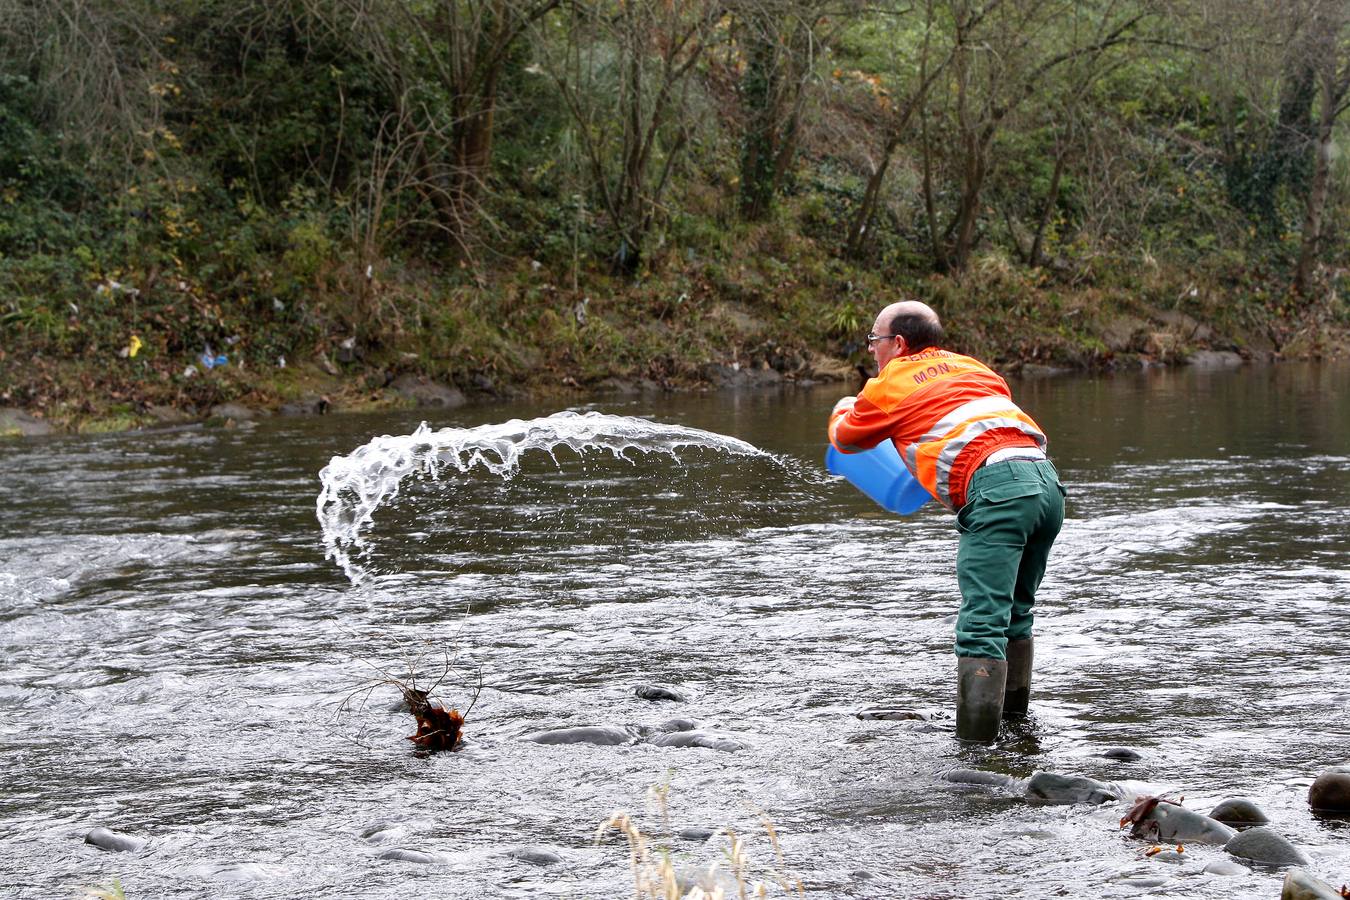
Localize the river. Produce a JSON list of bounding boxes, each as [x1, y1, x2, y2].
[[1, 362, 1347, 898]]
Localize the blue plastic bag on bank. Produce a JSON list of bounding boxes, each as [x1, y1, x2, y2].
[[825, 440, 931, 515]]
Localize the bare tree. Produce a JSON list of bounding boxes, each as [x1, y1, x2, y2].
[[1293, 0, 1350, 295], [920, 0, 1149, 271], [539, 0, 722, 274], [307, 0, 562, 255]]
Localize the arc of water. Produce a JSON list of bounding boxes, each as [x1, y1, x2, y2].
[[316, 411, 768, 583]]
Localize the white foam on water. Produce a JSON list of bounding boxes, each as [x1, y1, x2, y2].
[[315, 411, 769, 583]]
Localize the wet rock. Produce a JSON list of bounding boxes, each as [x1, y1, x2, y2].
[[595, 378, 640, 396], [506, 846, 562, 866], [85, 827, 147, 852], [1282, 866, 1346, 899], [358, 822, 405, 845], [856, 707, 929, 721], [391, 375, 466, 409], [526, 725, 637, 746], [1209, 798, 1270, 827], [1225, 827, 1309, 867], [0, 408, 52, 437], [647, 730, 746, 752], [652, 718, 698, 733], [1025, 772, 1120, 804], [1309, 771, 1350, 813], [1133, 802, 1236, 845], [1020, 363, 1072, 378], [1202, 859, 1249, 876], [1096, 747, 1143, 761], [1187, 350, 1244, 368], [1148, 848, 1186, 864], [378, 848, 444, 864], [943, 769, 1019, 790], [278, 395, 332, 416], [678, 826, 717, 842], [635, 684, 687, 702], [145, 404, 193, 424], [701, 363, 783, 389], [209, 402, 262, 421]]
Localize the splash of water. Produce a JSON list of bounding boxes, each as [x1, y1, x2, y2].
[[316, 411, 770, 583]]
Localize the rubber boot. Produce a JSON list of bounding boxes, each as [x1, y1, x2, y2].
[[1003, 638, 1033, 719], [955, 657, 1007, 743]]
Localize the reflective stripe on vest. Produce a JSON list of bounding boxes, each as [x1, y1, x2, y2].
[[875, 353, 1046, 510]]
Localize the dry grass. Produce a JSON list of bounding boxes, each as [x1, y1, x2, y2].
[[596, 788, 804, 900]]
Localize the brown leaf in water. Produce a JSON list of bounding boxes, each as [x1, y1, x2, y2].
[[407, 702, 465, 753]]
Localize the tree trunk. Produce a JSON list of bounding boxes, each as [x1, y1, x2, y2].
[[1294, 75, 1337, 295], [1029, 146, 1067, 268], [845, 137, 896, 258]]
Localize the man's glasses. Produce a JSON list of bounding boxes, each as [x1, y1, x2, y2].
[[866, 332, 900, 345]]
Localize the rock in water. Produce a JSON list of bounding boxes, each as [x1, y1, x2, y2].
[[85, 827, 147, 852], [526, 726, 637, 746], [1225, 827, 1310, 866], [1024, 772, 1120, 804], [506, 846, 562, 866], [1096, 748, 1143, 761], [1208, 798, 1270, 827], [635, 684, 688, 702], [1134, 803, 1236, 845], [943, 769, 1019, 790], [1281, 867, 1346, 899], [1308, 771, 1350, 813]]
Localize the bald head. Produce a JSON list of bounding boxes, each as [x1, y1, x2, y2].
[[874, 301, 943, 353]]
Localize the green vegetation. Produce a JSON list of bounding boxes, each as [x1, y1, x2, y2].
[[1, 0, 1347, 430]]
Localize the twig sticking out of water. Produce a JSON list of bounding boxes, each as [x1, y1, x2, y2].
[[333, 637, 482, 755]]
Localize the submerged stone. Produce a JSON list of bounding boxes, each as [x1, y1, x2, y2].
[[647, 730, 745, 752], [635, 684, 688, 702], [1208, 798, 1270, 827], [1225, 827, 1309, 867], [1202, 859, 1249, 876], [1308, 771, 1350, 813], [1281, 866, 1346, 899], [378, 848, 444, 864], [85, 827, 147, 853], [856, 707, 929, 721], [1025, 772, 1120, 804], [652, 718, 698, 733], [526, 726, 637, 746], [1134, 803, 1236, 845], [678, 826, 717, 842]]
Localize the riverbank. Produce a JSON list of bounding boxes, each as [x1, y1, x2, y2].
[[2, 256, 1347, 437]]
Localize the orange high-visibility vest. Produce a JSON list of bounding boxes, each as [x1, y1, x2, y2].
[[828, 348, 1047, 511]]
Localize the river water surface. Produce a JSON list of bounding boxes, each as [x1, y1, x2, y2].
[[2, 363, 1348, 898]]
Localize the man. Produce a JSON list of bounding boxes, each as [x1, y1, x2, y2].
[[828, 301, 1065, 742]]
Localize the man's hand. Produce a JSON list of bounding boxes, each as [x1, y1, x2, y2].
[[832, 396, 857, 416]]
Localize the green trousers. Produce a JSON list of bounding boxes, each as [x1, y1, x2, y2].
[[954, 459, 1065, 659]]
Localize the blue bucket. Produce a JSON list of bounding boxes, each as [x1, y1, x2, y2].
[[825, 440, 931, 515]]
